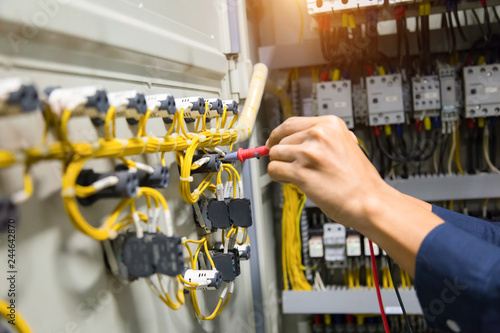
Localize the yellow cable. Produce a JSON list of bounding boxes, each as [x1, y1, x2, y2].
[[294, 0, 304, 44], [0, 300, 31, 333], [454, 120, 464, 175]]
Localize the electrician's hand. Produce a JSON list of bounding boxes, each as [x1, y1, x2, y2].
[[266, 116, 389, 228]]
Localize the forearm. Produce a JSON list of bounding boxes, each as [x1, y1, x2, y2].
[[358, 185, 443, 277]]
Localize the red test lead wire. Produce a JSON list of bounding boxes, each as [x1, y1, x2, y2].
[[369, 239, 391, 333], [223, 146, 270, 163]]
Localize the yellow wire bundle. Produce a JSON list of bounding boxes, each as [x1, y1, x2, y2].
[[282, 183, 312, 291]]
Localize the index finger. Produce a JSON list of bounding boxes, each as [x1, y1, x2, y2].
[[266, 116, 324, 149]]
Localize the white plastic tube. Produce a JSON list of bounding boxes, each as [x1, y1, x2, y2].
[[235, 63, 268, 142]]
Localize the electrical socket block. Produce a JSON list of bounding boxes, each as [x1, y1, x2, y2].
[[306, 0, 383, 15], [108, 91, 147, 125], [463, 64, 500, 118], [145, 93, 176, 121], [0, 78, 39, 115], [412, 75, 441, 118], [317, 80, 354, 129], [366, 74, 405, 126], [174, 96, 205, 123], [439, 68, 459, 122], [323, 223, 346, 268]]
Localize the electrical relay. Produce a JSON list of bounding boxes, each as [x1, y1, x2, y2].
[[439, 68, 459, 122], [464, 64, 500, 118], [412, 75, 441, 118], [366, 74, 405, 126], [317, 80, 354, 129]]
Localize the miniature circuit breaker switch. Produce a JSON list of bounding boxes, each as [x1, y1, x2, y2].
[[366, 74, 405, 126], [464, 64, 500, 118], [323, 223, 347, 268], [317, 80, 354, 129], [412, 75, 441, 118]]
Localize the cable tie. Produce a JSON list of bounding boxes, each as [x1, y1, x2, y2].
[[92, 140, 100, 150], [186, 139, 192, 145], [11, 190, 28, 205], [155, 137, 164, 153], [62, 187, 75, 198], [196, 314, 203, 321], [180, 176, 194, 182], [107, 229, 118, 240], [193, 188, 200, 195]]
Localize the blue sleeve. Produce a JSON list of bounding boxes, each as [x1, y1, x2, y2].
[[432, 205, 500, 246], [415, 223, 500, 332]]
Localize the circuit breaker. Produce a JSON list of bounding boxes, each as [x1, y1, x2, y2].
[[323, 223, 347, 268], [317, 80, 354, 129], [439, 68, 459, 122], [412, 75, 441, 118], [366, 74, 405, 126], [464, 64, 500, 118]]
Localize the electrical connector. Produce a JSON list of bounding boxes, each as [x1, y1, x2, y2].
[[108, 91, 148, 125], [116, 164, 169, 188], [183, 268, 222, 290], [205, 250, 240, 282], [145, 94, 176, 123], [0, 78, 39, 116], [0, 199, 17, 234], [222, 100, 239, 116], [175, 96, 205, 123], [227, 198, 252, 228], [206, 98, 224, 119], [151, 234, 184, 277], [202, 199, 231, 230], [107, 232, 184, 281], [191, 154, 222, 174], [76, 169, 138, 206], [47, 86, 110, 125]]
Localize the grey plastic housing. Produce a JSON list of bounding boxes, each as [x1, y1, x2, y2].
[[76, 169, 138, 206], [0, 199, 17, 233], [191, 154, 221, 174], [366, 74, 405, 125], [204, 199, 231, 230], [8, 84, 39, 112], [151, 234, 184, 277], [123, 235, 155, 278], [85, 89, 110, 125], [207, 250, 240, 282], [206, 98, 223, 117], [125, 93, 148, 125], [138, 166, 170, 188], [223, 100, 238, 115], [227, 198, 253, 228]]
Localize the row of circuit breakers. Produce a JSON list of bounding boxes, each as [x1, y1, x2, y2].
[[317, 64, 500, 128], [309, 221, 384, 269]]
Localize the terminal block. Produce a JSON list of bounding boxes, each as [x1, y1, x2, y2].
[[464, 64, 500, 118], [47, 86, 110, 125], [191, 154, 222, 174], [0, 78, 39, 116], [366, 74, 405, 126], [317, 80, 354, 129], [201, 199, 231, 230], [107, 232, 184, 281], [108, 91, 148, 125], [205, 249, 240, 282], [346, 228, 362, 257], [439, 68, 459, 122], [115, 164, 169, 189], [0, 199, 17, 234], [412, 75, 441, 118], [183, 268, 222, 290], [76, 169, 138, 206], [151, 234, 184, 277], [222, 100, 239, 116], [323, 223, 347, 269], [205, 98, 224, 119], [213, 242, 251, 260], [227, 198, 252, 228], [145, 94, 176, 123], [174, 96, 205, 123]]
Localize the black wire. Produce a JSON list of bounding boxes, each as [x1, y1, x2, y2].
[[446, 10, 457, 55], [494, 6, 500, 24], [471, 9, 487, 41], [438, 134, 450, 174], [453, 4, 468, 42], [388, 258, 413, 333], [376, 134, 405, 163], [484, 6, 492, 39]]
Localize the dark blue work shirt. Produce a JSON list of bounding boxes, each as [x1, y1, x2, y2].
[[415, 205, 500, 332]]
